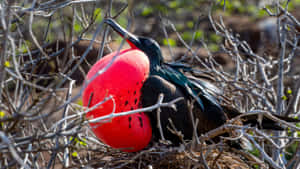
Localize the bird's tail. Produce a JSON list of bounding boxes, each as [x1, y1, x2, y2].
[[222, 106, 300, 130], [187, 75, 300, 130]]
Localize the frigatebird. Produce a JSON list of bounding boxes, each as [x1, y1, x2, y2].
[[82, 18, 298, 152]]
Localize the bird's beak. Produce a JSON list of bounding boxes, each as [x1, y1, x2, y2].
[[104, 18, 140, 49]]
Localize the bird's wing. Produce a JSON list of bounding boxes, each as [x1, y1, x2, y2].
[[158, 64, 223, 112], [141, 75, 226, 139], [187, 76, 223, 95], [162, 62, 222, 108], [164, 62, 192, 71], [188, 78, 223, 110]]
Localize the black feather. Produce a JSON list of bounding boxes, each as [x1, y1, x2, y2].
[[105, 18, 300, 145]]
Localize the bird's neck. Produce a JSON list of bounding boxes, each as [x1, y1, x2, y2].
[[149, 54, 164, 74]]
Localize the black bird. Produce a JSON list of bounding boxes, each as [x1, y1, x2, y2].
[[103, 18, 298, 145]]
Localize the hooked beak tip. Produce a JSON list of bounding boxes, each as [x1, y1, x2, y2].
[[104, 18, 140, 49]]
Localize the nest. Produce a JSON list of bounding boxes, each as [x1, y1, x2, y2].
[[65, 142, 267, 169]]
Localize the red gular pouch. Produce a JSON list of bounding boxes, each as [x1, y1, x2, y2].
[[83, 49, 152, 152]]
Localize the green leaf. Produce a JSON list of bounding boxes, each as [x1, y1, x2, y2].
[[182, 31, 193, 41], [168, 1, 178, 9], [194, 30, 204, 40], [208, 44, 219, 52], [282, 95, 287, 100], [187, 21, 194, 29], [74, 22, 82, 33], [210, 33, 222, 43], [4, 61, 11, 68], [93, 8, 102, 22], [222, 0, 234, 13], [286, 142, 298, 160], [10, 23, 17, 32], [79, 141, 87, 146], [19, 44, 28, 53], [253, 164, 260, 169], [257, 9, 267, 18], [287, 89, 292, 95], [249, 147, 260, 157], [142, 7, 153, 16], [232, 1, 242, 8], [175, 23, 184, 31], [77, 99, 83, 106], [74, 138, 79, 143], [162, 38, 176, 47], [0, 111, 5, 118], [287, 2, 295, 10], [219, 0, 225, 6], [71, 151, 78, 157], [247, 5, 257, 14], [155, 5, 168, 14]]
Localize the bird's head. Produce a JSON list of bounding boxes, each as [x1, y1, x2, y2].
[[104, 18, 164, 69]]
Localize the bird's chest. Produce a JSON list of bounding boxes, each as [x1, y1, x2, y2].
[[83, 49, 150, 116], [82, 49, 152, 152]]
